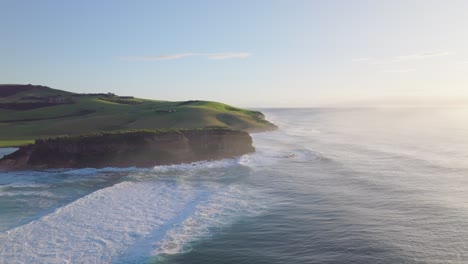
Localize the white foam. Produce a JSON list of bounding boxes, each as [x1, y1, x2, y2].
[[0, 148, 17, 159], [62, 158, 247, 176], [64, 167, 144, 175], [61, 159, 246, 178], [152, 158, 242, 173], [152, 184, 267, 257], [0, 181, 52, 197], [238, 151, 278, 168], [0, 181, 198, 263], [0, 176, 267, 263], [238, 147, 328, 168], [0, 190, 56, 198], [287, 148, 331, 162], [3, 182, 50, 188]]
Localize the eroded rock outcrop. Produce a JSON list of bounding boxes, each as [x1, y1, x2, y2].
[[0, 128, 255, 170]]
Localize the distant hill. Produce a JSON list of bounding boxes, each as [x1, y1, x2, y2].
[[0, 84, 73, 98], [0, 84, 276, 147]]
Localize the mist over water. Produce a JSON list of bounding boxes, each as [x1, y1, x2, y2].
[[1, 108, 468, 263]]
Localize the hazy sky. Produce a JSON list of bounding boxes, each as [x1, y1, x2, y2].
[[1, 0, 468, 107]]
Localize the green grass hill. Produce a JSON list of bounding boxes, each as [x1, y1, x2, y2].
[[0, 84, 276, 147]]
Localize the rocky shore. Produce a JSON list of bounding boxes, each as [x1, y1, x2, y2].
[[0, 128, 255, 170]]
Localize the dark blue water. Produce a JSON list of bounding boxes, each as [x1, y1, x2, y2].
[[1, 108, 468, 263]]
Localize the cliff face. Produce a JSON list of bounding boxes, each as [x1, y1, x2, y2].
[[0, 129, 254, 170]]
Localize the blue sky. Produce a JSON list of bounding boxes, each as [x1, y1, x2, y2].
[[1, 0, 468, 106]]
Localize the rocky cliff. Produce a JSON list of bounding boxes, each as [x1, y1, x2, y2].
[[0, 128, 255, 170]]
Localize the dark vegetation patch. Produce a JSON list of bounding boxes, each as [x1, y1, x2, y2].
[[98, 96, 143, 105], [0, 84, 73, 98], [35, 127, 233, 145], [216, 113, 246, 128], [19, 95, 74, 103], [176, 100, 201, 106], [0, 100, 75, 110], [0, 85, 36, 97], [0, 109, 96, 123], [0, 84, 76, 109], [154, 109, 177, 113], [225, 106, 242, 112], [73, 93, 115, 97], [246, 110, 265, 121]]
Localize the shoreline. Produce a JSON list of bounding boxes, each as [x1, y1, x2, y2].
[[0, 128, 256, 171]]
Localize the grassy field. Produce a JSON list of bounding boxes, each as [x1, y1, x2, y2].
[[0, 85, 276, 147], [0, 140, 35, 147]]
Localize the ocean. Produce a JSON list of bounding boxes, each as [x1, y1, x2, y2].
[[0, 108, 467, 263]]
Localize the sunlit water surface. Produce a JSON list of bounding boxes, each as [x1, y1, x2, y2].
[[1, 108, 468, 263]]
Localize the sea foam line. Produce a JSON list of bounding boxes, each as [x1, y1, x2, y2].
[[0, 179, 266, 263], [152, 184, 269, 258], [0, 181, 197, 263]]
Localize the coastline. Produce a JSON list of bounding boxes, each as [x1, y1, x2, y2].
[[0, 128, 256, 171]]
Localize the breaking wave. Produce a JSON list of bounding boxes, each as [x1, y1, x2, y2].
[[0, 155, 271, 263]]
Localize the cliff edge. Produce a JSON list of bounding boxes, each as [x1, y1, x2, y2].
[[0, 128, 255, 170]]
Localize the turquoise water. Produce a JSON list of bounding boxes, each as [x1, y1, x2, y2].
[[1, 108, 468, 263]]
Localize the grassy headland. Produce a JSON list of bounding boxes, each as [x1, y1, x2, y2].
[[0, 84, 276, 147]]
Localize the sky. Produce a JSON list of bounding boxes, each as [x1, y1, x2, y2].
[[1, 0, 468, 107]]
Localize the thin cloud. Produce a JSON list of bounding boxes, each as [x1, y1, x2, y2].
[[394, 51, 454, 61], [208, 52, 252, 60], [357, 51, 455, 65], [370, 60, 394, 65], [352, 57, 373, 62], [381, 68, 416, 73], [121, 52, 252, 61], [121, 53, 198, 61]]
